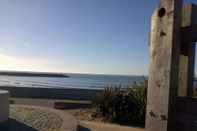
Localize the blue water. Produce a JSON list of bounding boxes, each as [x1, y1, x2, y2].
[[0, 73, 145, 90]]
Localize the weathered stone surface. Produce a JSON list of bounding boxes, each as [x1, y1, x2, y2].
[[146, 0, 182, 131]]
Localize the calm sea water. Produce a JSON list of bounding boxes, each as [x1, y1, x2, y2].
[[0, 74, 145, 90]]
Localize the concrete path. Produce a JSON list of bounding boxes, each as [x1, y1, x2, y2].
[[9, 105, 78, 131], [10, 99, 146, 131]]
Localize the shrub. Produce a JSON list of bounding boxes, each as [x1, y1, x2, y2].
[[92, 85, 120, 118], [92, 79, 147, 127], [10, 99, 15, 104]]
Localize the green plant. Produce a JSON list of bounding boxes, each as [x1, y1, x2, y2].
[[93, 86, 119, 118], [92, 79, 147, 127], [9, 99, 15, 104], [129, 79, 147, 125]]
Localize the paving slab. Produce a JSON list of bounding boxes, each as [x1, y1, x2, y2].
[[6, 105, 78, 131]]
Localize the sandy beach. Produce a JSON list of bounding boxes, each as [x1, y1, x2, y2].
[[0, 86, 102, 101]]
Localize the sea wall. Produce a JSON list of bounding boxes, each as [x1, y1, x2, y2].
[[0, 86, 102, 101]]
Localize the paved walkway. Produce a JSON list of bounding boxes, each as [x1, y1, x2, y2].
[[8, 105, 78, 131], [9, 99, 145, 131]]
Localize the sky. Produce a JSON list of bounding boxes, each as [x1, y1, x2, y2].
[[0, 0, 196, 75]]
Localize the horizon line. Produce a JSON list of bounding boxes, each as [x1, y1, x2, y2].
[[0, 69, 148, 77]]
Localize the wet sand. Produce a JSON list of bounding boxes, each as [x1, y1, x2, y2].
[[10, 97, 91, 109], [0, 86, 102, 101]]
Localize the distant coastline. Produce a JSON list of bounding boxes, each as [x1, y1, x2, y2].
[[0, 71, 69, 78]]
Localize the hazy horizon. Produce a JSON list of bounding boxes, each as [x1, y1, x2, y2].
[[0, 70, 147, 77], [0, 0, 196, 76]]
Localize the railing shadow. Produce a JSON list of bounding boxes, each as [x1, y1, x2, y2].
[[0, 119, 38, 131], [78, 125, 91, 131]]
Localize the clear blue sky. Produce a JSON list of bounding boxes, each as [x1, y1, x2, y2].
[[0, 0, 196, 75]]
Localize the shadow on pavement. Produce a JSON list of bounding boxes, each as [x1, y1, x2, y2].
[[78, 125, 91, 131], [0, 119, 38, 131]]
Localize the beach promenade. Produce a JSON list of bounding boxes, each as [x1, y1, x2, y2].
[[8, 104, 144, 131], [7, 98, 145, 131], [0, 86, 146, 131]]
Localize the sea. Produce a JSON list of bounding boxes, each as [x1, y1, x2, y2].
[[0, 73, 145, 90]]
